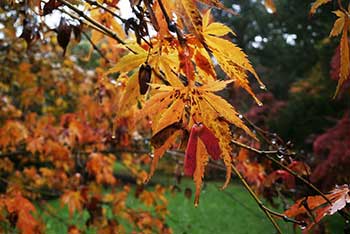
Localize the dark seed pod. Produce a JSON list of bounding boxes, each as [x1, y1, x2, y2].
[[57, 17, 72, 56], [138, 63, 152, 95]]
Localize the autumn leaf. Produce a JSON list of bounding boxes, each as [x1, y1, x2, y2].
[[180, 0, 204, 43], [336, 16, 350, 96], [184, 124, 200, 177], [284, 184, 350, 230], [61, 190, 84, 216], [57, 17, 72, 56], [196, 0, 236, 14], [202, 11, 265, 104], [4, 193, 40, 234], [183, 123, 221, 205], [329, 10, 346, 37], [264, 0, 276, 14], [138, 63, 152, 95], [309, 0, 331, 16], [86, 153, 116, 185], [264, 170, 295, 189], [184, 123, 221, 175]]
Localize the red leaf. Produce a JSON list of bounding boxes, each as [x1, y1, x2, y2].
[[184, 123, 222, 176], [184, 124, 200, 176], [288, 161, 310, 176], [198, 125, 221, 160]]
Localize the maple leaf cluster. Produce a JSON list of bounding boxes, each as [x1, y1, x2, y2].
[[310, 0, 350, 96], [0, 12, 171, 232], [1, 0, 350, 233]]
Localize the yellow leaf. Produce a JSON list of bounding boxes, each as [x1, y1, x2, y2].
[[139, 86, 179, 122], [153, 97, 185, 134], [310, 0, 331, 15], [196, 98, 233, 189], [107, 53, 147, 74], [205, 36, 263, 104], [156, 53, 184, 87], [202, 9, 212, 29], [204, 22, 236, 37], [119, 73, 139, 115], [198, 80, 233, 92], [264, 0, 276, 13], [205, 35, 265, 91], [193, 138, 209, 207], [330, 11, 345, 37], [193, 47, 217, 80], [202, 92, 256, 138], [181, 0, 204, 42]]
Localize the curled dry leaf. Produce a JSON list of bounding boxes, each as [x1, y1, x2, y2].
[[284, 184, 350, 230]]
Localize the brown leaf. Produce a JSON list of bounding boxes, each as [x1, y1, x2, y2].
[[284, 184, 350, 230]]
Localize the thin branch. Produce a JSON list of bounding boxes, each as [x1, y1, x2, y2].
[[157, 0, 186, 46], [59, 8, 108, 36], [231, 139, 350, 221], [84, 0, 125, 23], [82, 31, 110, 63], [231, 139, 280, 155], [337, 0, 347, 12], [231, 164, 283, 234]]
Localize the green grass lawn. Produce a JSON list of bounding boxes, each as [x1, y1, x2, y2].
[[164, 180, 294, 234]]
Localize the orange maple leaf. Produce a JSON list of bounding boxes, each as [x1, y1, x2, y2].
[[284, 184, 350, 230]]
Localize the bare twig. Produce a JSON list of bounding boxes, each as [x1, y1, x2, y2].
[[82, 31, 110, 63]]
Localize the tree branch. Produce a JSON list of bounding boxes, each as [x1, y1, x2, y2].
[[82, 31, 110, 63]]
